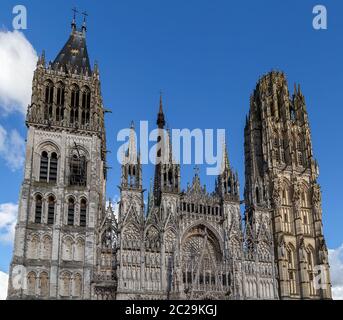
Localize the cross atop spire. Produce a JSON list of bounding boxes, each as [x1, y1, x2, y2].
[[81, 11, 88, 33], [82, 11, 88, 32], [72, 7, 78, 18], [71, 7, 78, 31], [82, 11, 88, 22]]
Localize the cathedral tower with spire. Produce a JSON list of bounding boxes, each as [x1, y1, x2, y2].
[[7, 15, 107, 299]]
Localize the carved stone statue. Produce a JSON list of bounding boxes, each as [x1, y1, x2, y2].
[[312, 184, 321, 209], [272, 177, 282, 208], [278, 235, 286, 259], [319, 238, 328, 264], [299, 236, 306, 261]]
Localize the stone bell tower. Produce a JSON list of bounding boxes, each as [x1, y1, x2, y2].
[[244, 71, 331, 299], [7, 15, 107, 299]]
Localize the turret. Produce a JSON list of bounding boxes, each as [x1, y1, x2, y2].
[[120, 122, 142, 190], [217, 141, 239, 202]]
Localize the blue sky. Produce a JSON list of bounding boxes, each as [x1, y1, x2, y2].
[[0, 0, 342, 276]]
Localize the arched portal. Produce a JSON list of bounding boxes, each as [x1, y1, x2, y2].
[[181, 225, 226, 297]]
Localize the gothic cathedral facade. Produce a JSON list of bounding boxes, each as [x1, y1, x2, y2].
[[7, 19, 331, 300]]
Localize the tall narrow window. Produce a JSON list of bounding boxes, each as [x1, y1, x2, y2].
[[35, 195, 43, 224], [307, 250, 316, 296], [287, 248, 298, 295], [298, 152, 303, 166], [255, 187, 260, 204], [273, 137, 279, 148], [49, 153, 58, 183], [80, 199, 87, 227], [47, 196, 55, 225], [81, 88, 91, 125], [40, 151, 58, 183], [69, 154, 87, 186], [168, 169, 173, 186], [296, 141, 304, 166], [40, 152, 49, 182], [44, 81, 54, 120], [274, 135, 280, 163], [56, 84, 65, 121], [282, 187, 293, 234], [67, 198, 75, 226], [70, 86, 79, 124], [281, 139, 286, 163]]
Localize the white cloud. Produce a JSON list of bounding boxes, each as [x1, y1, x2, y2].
[[0, 30, 38, 115], [0, 125, 25, 171], [329, 244, 343, 300], [0, 203, 18, 244], [0, 271, 8, 300]]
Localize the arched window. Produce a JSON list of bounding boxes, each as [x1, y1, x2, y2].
[[281, 185, 293, 234], [69, 153, 87, 187], [44, 81, 54, 120], [35, 195, 43, 223], [296, 140, 304, 166], [47, 196, 55, 225], [39, 272, 49, 297], [67, 198, 75, 226], [81, 87, 91, 125], [39, 151, 49, 181], [80, 199, 87, 227], [40, 151, 58, 183], [49, 152, 58, 182], [300, 189, 312, 235], [70, 85, 80, 124], [27, 272, 37, 295], [56, 83, 65, 121]]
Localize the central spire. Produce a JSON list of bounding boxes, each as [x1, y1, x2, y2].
[[157, 93, 166, 129]]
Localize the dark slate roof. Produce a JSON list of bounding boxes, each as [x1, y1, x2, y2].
[[53, 28, 91, 74]]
